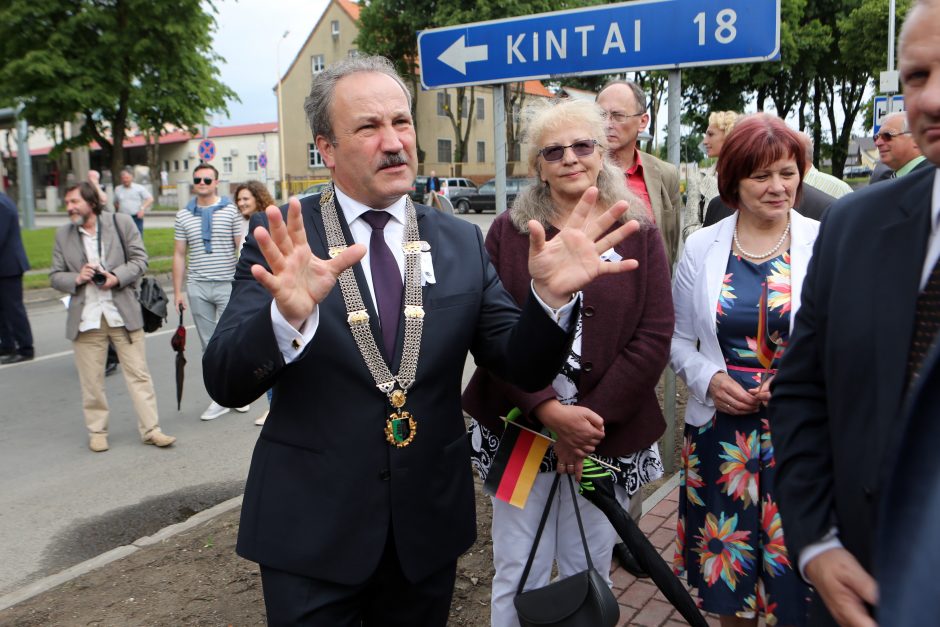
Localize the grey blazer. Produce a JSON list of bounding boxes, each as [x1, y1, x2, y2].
[[50, 212, 148, 340]]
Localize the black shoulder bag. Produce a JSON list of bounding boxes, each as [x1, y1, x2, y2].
[[514, 473, 620, 627], [113, 214, 168, 332]]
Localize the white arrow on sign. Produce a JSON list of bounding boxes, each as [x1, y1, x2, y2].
[[438, 35, 488, 75]]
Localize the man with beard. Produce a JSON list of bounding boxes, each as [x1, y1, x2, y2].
[[50, 182, 175, 452], [203, 55, 643, 625]]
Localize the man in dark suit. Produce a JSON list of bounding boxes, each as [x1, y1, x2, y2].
[[703, 182, 835, 227], [0, 191, 34, 364], [875, 1, 940, 623], [203, 55, 640, 626], [770, 1, 940, 623]]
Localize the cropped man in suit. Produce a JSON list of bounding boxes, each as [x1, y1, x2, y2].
[[0, 191, 34, 364], [876, 1, 940, 623], [203, 55, 641, 626], [769, 2, 940, 623], [597, 80, 681, 265]]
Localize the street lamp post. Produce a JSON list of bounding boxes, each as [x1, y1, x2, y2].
[[276, 30, 289, 201]]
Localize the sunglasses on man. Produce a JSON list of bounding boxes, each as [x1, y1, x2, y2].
[[873, 130, 911, 142], [538, 139, 598, 162], [193, 177, 215, 185], [601, 110, 646, 124]]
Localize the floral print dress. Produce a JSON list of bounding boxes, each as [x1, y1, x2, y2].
[[674, 251, 811, 624]]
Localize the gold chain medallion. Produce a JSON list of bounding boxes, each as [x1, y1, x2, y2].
[[385, 411, 416, 448]]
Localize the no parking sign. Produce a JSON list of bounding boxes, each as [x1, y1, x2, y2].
[[198, 139, 216, 162]]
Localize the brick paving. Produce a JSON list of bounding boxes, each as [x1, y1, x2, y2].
[[608, 485, 723, 626]]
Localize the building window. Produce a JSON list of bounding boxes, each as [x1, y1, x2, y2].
[[222, 156, 233, 174], [308, 143, 324, 168], [164, 161, 170, 173], [174, 160, 179, 171], [461, 96, 469, 119], [248, 155, 259, 172], [436, 92, 451, 116], [311, 54, 325, 74], [510, 144, 521, 162], [437, 139, 452, 163], [331, 20, 340, 38], [183, 159, 189, 171], [477, 97, 485, 120], [477, 141, 486, 163]]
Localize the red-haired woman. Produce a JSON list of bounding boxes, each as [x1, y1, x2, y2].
[[671, 113, 818, 626]]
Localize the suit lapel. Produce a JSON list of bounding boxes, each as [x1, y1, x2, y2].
[[307, 194, 385, 363], [871, 174, 933, 464], [641, 152, 664, 226], [700, 215, 736, 336]]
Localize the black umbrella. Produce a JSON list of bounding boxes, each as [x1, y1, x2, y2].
[[170, 304, 187, 410], [579, 459, 708, 627]]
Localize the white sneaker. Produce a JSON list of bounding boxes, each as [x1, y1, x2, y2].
[[200, 401, 230, 421], [234, 405, 250, 413], [254, 410, 269, 426]]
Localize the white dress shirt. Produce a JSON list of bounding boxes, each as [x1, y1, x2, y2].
[[77, 224, 125, 332]]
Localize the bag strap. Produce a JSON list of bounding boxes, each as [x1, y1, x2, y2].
[[113, 214, 128, 263], [516, 474, 593, 594]]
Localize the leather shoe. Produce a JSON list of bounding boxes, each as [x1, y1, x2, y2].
[[1, 353, 34, 365], [105, 360, 119, 376], [89, 433, 109, 452], [613, 542, 649, 578], [143, 431, 176, 447]]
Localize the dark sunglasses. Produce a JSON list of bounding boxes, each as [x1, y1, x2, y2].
[[873, 130, 911, 142], [193, 177, 215, 185], [538, 139, 598, 162]]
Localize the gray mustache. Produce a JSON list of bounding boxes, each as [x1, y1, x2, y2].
[[379, 153, 409, 169]]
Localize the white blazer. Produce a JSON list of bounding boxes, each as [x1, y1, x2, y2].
[[670, 209, 820, 426]]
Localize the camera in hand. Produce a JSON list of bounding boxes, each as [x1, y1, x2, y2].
[[92, 271, 108, 286]]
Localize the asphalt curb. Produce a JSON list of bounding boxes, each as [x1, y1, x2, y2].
[[0, 474, 681, 612], [0, 495, 243, 612]]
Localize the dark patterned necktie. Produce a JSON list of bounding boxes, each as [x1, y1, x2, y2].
[[360, 210, 402, 361], [907, 253, 940, 389]]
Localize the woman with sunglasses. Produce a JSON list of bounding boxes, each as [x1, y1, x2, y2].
[[671, 113, 819, 626], [462, 98, 674, 627]]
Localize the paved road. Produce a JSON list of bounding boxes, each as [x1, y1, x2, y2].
[[1, 210, 497, 597]]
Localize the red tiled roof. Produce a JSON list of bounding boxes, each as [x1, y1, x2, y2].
[[209, 122, 278, 138], [336, 0, 360, 20], [524, 81, 553, 97]]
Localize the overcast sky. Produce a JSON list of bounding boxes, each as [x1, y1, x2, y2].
[[211, 0, 329, 126]]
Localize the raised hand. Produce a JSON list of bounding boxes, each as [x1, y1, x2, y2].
[[251, 198, 365, 330], [527, 186, 640, 308]]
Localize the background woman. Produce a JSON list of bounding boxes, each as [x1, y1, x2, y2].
[[233, 180, 275, 425], [671, 113, 818, 626], [462, 98, 674, 627], [685, 110, 740, 239]]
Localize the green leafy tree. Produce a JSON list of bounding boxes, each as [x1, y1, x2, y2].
[[0, 0, 235, 183]]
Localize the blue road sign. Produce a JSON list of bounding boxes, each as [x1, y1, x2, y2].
[[198, 139, 216, 162], [258, 153, 268, 169], [873, 95, 905, 135], [418, 0, 780, 89]]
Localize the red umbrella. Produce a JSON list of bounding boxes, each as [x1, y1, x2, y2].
[[170, 304, 186, 410]]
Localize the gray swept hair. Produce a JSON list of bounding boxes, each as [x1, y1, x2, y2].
[[509, 98, 647, 233], [304, 55, 412, 145]]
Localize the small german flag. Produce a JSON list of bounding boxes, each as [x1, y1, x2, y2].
[[484, 408, 551, 509]]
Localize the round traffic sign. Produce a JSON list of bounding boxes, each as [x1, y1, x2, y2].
[[198, 139, 216, 162], [258, 153, 268, 168]]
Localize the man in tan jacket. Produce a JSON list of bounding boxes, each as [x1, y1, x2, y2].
[[597, 80, 681, 265], [51, 182, 175, 453]]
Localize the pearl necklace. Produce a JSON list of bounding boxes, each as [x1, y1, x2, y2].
[[733, 218, 791, 260]]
